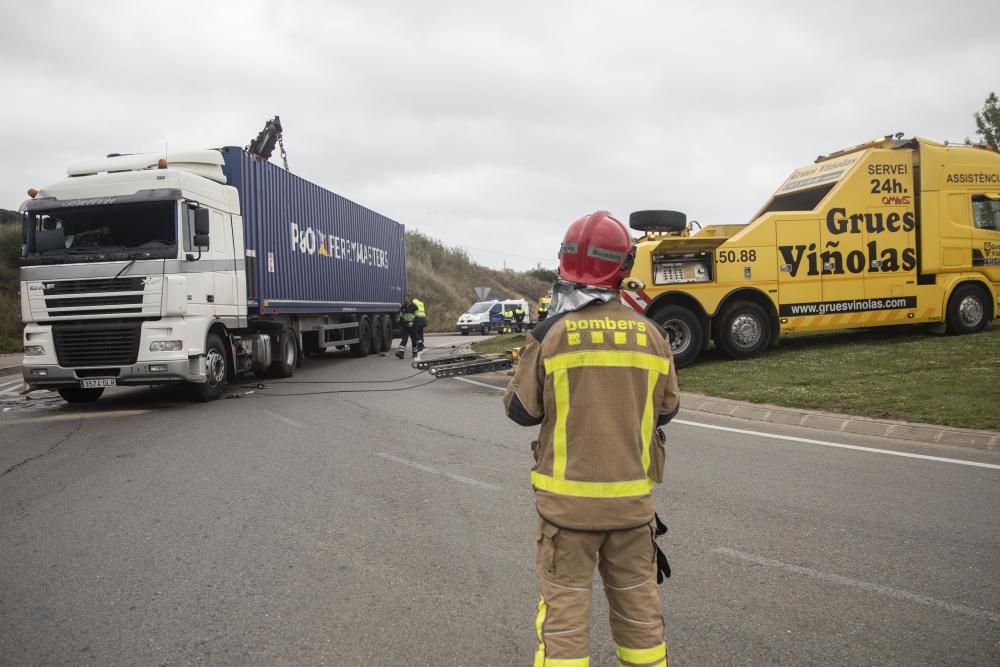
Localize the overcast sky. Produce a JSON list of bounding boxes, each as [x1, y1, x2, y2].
[[1, 1, 997, 270]]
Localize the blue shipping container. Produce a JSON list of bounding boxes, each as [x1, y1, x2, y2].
[[221, 146, 407, 316]]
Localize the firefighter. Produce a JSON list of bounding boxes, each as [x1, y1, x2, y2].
[[396, 297, 417, 359], [513, 303, 526, 332], [410, 294, 427, 353], [502, 305, 515, 334], [504, 211, 679, 667]]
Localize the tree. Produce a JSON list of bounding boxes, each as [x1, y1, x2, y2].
[[974, 92, 1000, 149]]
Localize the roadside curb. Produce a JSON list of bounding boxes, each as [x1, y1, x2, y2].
[[681, 392, 999, 452]]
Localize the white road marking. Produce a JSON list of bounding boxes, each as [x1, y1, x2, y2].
[[714, 547, 1000, 624], [672, 419, 1000, 470], [448, 378, 999, 470], [260, 409, 304, 429], [375, 452, 501, 490]]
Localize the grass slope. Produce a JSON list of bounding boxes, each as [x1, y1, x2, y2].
[[405, 231, 552, 332], [475, 321, 999, 432], [0, 223, 21, 353]]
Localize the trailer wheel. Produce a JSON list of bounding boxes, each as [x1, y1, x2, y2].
[[57, 387, 105, 403], [480, 324, 489, 335], [714, 301, 772, 359], [371, 315, 385, 354], [350, 316, 371, 357], [652, 305, 702, 368], [946, 284, 990, 335], [190, 333, 227, 402], [381, 316, 393, 351], [269, 328, 298, 378]]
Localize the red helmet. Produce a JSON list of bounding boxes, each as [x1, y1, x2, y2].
[[558, 211, 635, 289]]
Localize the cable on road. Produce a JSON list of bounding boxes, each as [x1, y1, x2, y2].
[[249, 375, 440, 398]]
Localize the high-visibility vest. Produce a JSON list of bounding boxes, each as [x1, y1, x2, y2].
[[502, 300, 680, 530], [503, 309, 513, 319], [515, 307, 525, 315], [412, 298, 426, 318]]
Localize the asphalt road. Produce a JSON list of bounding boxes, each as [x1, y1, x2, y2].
[[1, 335, 998, 666]]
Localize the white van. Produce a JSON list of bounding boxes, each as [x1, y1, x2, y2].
[[455, 299, 531, 335]]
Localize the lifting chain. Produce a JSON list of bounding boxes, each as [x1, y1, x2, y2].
[[278, 134, 289, 171]]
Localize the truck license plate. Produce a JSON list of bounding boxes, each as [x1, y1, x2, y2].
[[81, 378, 117, 389]]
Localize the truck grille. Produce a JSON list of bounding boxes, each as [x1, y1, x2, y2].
[[43, 277, 145, 295], [52, 320, 142, 367]]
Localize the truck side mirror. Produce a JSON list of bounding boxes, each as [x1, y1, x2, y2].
[[194, 208, 211, 236], [193, 233, 210, 248]]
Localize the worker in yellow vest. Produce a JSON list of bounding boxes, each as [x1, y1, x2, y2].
[[504, 211, 679, 667], [396, 297, 417, 359], [409, 294, 427, 353], [502, 306, 514, 334]]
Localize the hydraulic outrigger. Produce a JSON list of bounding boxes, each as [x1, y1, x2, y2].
[[413, 351, 517, 378]]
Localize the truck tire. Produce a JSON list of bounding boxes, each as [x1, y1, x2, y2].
[[629, 210, 687, 233], [945, 284, 990, 335], [57, 387, 104, 403], [371, 315, 385, 354], [381, 316, 393, 351], [714, 301, 772, 359], [191, 333, 227, 402], [269, 328, 298, 378], [461, 330, 469, 336], [350, 316, 371, 357], [652, 305, 702, 368]]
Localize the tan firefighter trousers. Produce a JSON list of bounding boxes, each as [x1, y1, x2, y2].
[[534, 517, 667, 667]]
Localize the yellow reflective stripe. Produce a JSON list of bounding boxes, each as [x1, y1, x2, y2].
[[544, 658, 590, 666], [616, 642, 667, 664], [641, 369, 658, 473], [535, 598, 547, 667], [544, 350, 669, 375], [532, 471, 653, 498], [552, 369, 570, 479], [617, 662, 666, 667]]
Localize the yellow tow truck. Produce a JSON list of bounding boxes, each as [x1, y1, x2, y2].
[[623, 136, 1000, 367]]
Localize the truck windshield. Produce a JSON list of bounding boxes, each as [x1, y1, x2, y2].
[[23, 201, 177, 264], [467, 301, 494, 314]]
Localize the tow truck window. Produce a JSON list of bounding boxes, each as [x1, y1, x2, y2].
[[760, 183, 836, 213], [972, 196, 1000, 231]]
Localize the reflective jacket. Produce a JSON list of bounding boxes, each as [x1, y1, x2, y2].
[[503, 309, 514, 319], [412, 298, 426, 318], [503, 299, 679, 531], [400, 302, 417, 322]]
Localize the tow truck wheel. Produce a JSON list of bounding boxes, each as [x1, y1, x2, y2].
[[946, 284, 990, 335], [652, 305, 702, 368], [350, 316, 371, 357], [191, 333, 227, 402], [269, 328, 298, 378], [57, 387, 105, 403], [714, 301, 771, 360]]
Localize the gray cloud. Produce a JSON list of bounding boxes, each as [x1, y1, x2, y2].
[[2, 0, 996, 269]]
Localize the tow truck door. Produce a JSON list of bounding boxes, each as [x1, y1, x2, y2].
[[776, 219, 822, 322]]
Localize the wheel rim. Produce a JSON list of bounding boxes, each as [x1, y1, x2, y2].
[[664, 319, 692, 355], [284, 336, 296, 366], [730, 314, 763, 349], [959, 295, 983, 327], [206, 348, 225, 386]]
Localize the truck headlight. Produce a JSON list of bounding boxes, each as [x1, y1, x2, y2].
[[24, 345, 45, 356], [150, 340, 184, 352]]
